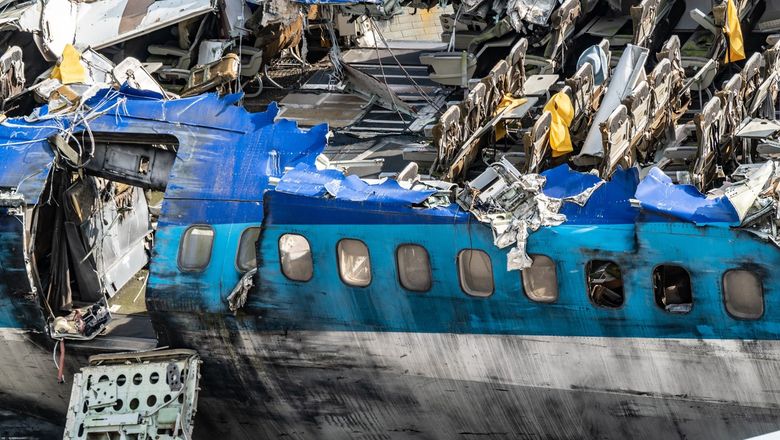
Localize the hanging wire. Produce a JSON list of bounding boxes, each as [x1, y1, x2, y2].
[[325, 6, 344, 86]]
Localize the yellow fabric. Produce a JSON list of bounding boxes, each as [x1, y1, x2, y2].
[[543, 91, 574, 157], [494, 93, 527, 140], [51, 44, 87, 85], [723, 0, 746, 63]]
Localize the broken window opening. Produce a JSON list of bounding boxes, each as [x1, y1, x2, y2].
[[396, 244, 432, 292], [178, 225, 215, 272], [458, 249, 494, 298], [653, 264, 693, 314], [522, 254, 558, 303], [337, 239, 371, 287], [587, 260, 624, 308], [237, 227, 261, 273], [723, 269, 764, 320], [279, 234, 313, 282], [63, 132, 179, 191]]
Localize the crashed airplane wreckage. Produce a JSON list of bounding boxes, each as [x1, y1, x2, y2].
[[0, 0, 780, 438]]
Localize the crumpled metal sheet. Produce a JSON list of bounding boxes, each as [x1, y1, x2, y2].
[[635, 167, 740, 225], [507, 0, 557, 30], [459, 160, 603, 271], [276, 163, 435, 204], [543, 164, 639, 225]]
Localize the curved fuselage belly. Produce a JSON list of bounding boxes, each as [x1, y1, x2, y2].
[[0, 319, 779, 439], [151, 316, 780, 439]]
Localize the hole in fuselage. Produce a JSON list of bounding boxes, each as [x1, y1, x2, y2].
[[30, 133, 179, 347]]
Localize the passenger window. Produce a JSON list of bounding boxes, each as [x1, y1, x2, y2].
[[397, 244, 432, 292], [337, 239, 371, 287], [458, 249, 494, 297], [279, 234, 313, 282], [723, 270, 763, 320], [522, 255, 558, 303], [587, 260, 624, 308], [178, 225, 214, 272], [236, 227, 261, 272], [653, 265, 692, 313]]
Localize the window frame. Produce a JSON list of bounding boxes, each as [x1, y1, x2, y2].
[[457, 249, 495, 298], [395, 243, 433, 293], [722, 269, 764, 321], [236, 226, 262, 273], [277, 233, 314, 282], [177, 224, 215, 273], [585, 259, 626, 310], [652, 263, 693, 314], [336, 238, 372, 287], [521, 254, 558, 304]]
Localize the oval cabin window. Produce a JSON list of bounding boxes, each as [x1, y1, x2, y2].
[[178, 225, 215, 272], [237, 227, 261, 272], [723, 270, 763, 320], [337, 239, 371, 287], [458, 249, 494, 297], [587, 260, 624, 308], [396, 244, 432, 292], [279, 234, 313, 282], [653, 264, 692, 313], [522, 255, 558, 303]]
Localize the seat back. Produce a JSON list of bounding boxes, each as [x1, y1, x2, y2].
[[488, 60, 511, 101], [506, 38, 528, 96], [625, 80, 651, 150], [524, 111, 553, 173], [649, 58, 672, 132], [546, 0, 582, 70], [566, 62, 595, 135], [462, 82, 488, 138], [692, 97, 722, 191], [433, 105, 463, 168], [631, 0, 661, 47], [600, 105, 632, 178], [741, 53, 764, 102], [716, 73, 743, 139]]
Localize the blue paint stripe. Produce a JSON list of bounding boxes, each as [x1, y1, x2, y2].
[[252, 220, 780, 340]]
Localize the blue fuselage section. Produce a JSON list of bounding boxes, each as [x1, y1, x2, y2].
[[251, 191, 780, 340]]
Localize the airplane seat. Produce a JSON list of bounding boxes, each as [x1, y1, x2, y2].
[[523, 110, 553, 173], [600, 104, 633, 178], [624, 80, 651, 156], [432, 105, 463, 170], [506, 38, 528, 96], [649, 59, 673, 133], [692, 96, 723, 190], [566, 62, 596, 138]]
